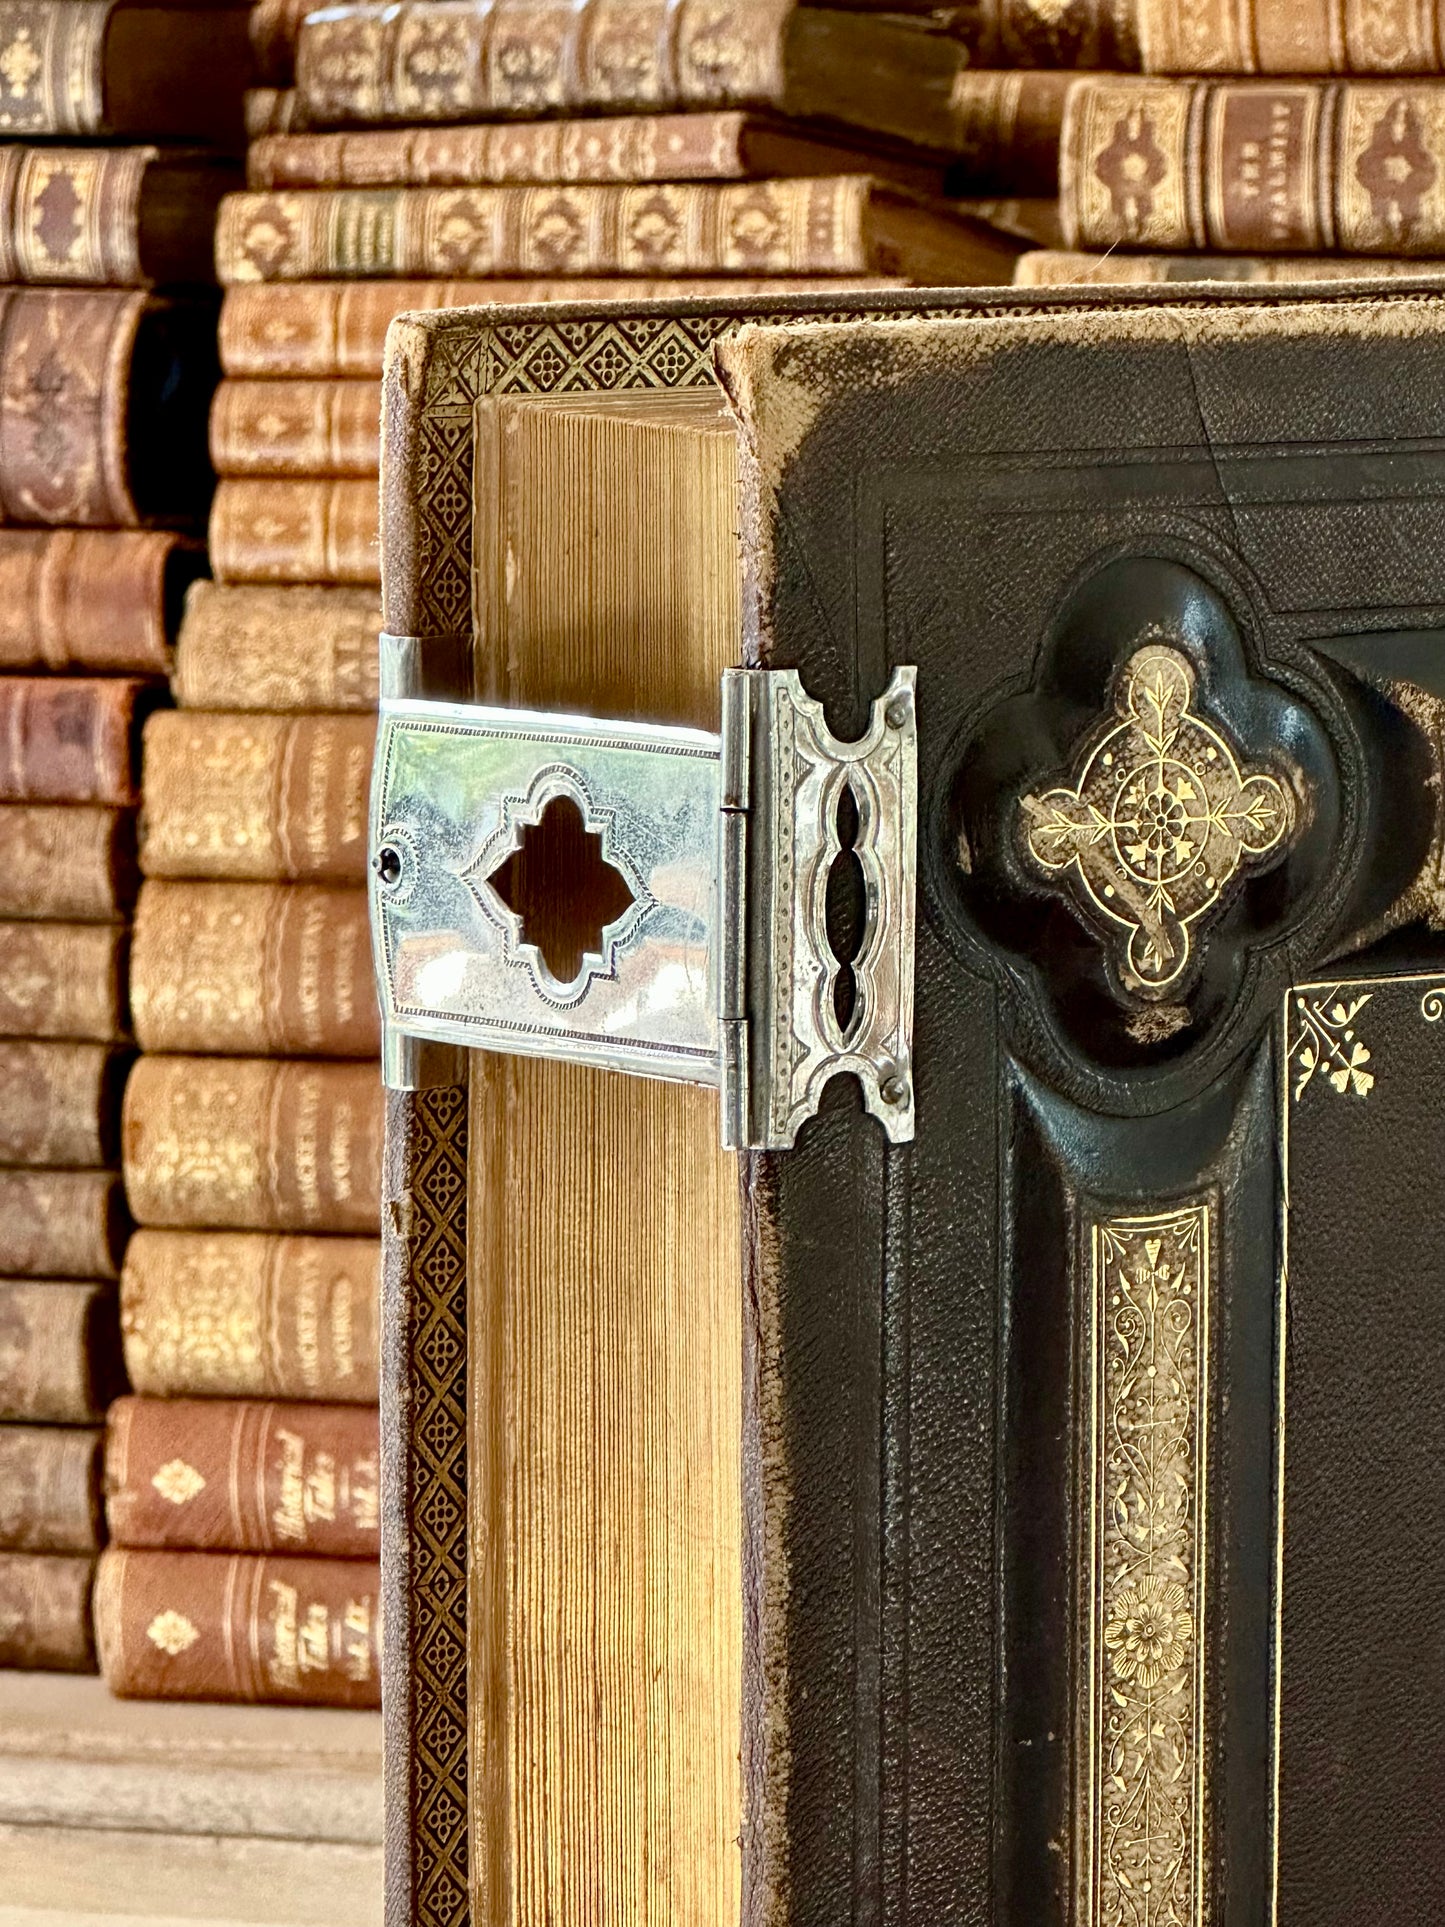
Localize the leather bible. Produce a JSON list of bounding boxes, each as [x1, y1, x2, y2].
[[373, 282, 1445, 1927]]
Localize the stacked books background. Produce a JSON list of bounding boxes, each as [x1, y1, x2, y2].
[[0, 0, 241, 1681]]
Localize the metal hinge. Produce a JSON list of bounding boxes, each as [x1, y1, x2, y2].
[[369, 636, 916, 1151]]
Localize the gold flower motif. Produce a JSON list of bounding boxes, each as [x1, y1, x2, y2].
[[151, 1458, 206, 1506], [1104, 1575, 1193, 1687], [146, 1609, 199, 1657]]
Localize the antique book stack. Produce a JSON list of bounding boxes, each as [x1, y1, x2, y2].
[[1014, 0, 1445, 287], [0, 0, 245, 1681]]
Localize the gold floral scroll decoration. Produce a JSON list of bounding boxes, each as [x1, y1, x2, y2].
[[1021, 646, 1292, 1000], [1086, 1207, 1209, 1927]]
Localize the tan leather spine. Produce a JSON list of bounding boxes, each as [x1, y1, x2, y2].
[[1014, 248, 1445, 284], [208, 478, 379, 583], [0, 530, 189, 673], [246, 113, 764, 190], [106, 1397, 380, 1557], [0, 1279, 120, 1421], [0, 1170, 127, 1279], [0, 1551, 95, 1668], [173, 582, 380, 712], [121, 1228, 380, 1403], [1137, 0, 1445, 75], [296, 0, 793, 124], [1064, 77, 1445, 255], [245, 86, 305, 140], [0, 2, 109, 137], [217, 277, 903, 377], [132, 880, 378, 1056], [0, 1040, 125, 1164], [94, 1547, 379, 1704], [0, 146, 150, 284], [0, 290, 146, 525], [0, 804, 136, 920], [0, 922, 127, 1041], [140, 711, 372, 883], [210, 380, 380, 478], [216, 178, 887, 280], [0, 1425, 102, 1551], [122, 1055, 383, 1234], [0, 676, 146, 805]]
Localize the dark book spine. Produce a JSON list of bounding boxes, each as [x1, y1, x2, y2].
[[0, 1550, 95, 1668], [106, 1397, 379, 1557], [0, 676, 152, 804], [0, 1425, 103, 1552], [0, 1279, 125, 1421]]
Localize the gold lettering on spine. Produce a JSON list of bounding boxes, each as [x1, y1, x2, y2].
[[1084, 1206, 1208, 1927]]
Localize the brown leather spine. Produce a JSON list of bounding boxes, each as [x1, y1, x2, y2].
[[0, 1171, 128, 1279], [1063, 78, 1445, 255], [210, 380, 380, 478], [247, 112, 783, 189], [0, 1551, 95, 1668], [0, 1278, 123, 1420], [94, 1547, 379, 1704], [0, 1040, 128, 1165], [245, 86, 305, 141], [0, 289, 145, 524], [0, 922, 127, 1041], [132, 880, 379, 1056], [140, 711, 373, 883], [216, 178, 917, 280], [0, 676, 150, 805], [250, 0, 315, 86], [1137, 0, 1445, 75], [0, 805, 137, 921], [121, 1228, 380, 1403], [0, 2, 111, 137], [0, 530, 197, 673], [209, 478, 378, 584], [1013, 249, 1445, 284], [106, 1397, 380, 1557], [0, 145, 149, 285], [296, 0, 795, 124], [122, 1055, 383, 1235], [0, 1425, 103, 1551], [216, 277, 904, 377], [173, 582, 380, 712]]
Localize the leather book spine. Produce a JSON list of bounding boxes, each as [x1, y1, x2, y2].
[[122, 1055, 383, 1235], [0, 676, 150, 805], [0, 290, 149, 526], [1137, 0, 1445, 75], [106, 1397, 380, 1557], [94, 1547, 379, 1704], [0, 1551, 96, 1668], [121, 1228, 380, 1403], [210, 380, 380, 478], [245, 112, 762, 190], [173, 582, 380, 712], [0, 1425, 103, 1552], [208, 478, 379, 584], [216, 178, 899, 280], [0, 145, 153, 285], [0, 3, 111, 137], [1012, 249, 1445, 285], [0, 923, 127, 1041], [0, 805, 137, 921], [246, 86, 306, 141], [0, 1040, 128, 1165], [250, 0, 316, 85], [132, 880, 379, 1057], [0, 530, 198, 674], [987, 0, 1140, 68], [1063, 78, 1445, 254], [216, 277, 903, 378], [0, 1171, 129, 1279], [295, 0, 794, 126], [139, 711, 373, 883], [948, 71, 1073, 194], [0, 1278, 123, 1421]]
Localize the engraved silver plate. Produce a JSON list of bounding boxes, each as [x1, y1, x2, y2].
[[370, 651, 918, 1151]]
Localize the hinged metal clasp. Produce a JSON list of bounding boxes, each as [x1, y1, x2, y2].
[[369, 638, 916, 1150]]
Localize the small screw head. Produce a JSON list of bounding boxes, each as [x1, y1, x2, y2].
[[881, 1074, 907, 1107], [373, 845, 402, 887], [885, 697, 910, 730]]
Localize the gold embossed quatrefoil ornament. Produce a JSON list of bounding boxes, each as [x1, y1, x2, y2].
[[1019, 645, 1295, 999]]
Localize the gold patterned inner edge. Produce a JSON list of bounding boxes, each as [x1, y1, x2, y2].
[[1085, 1204, 1209, 1927]]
